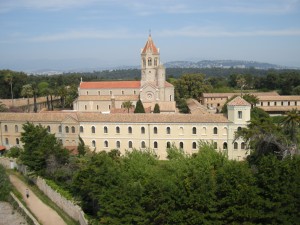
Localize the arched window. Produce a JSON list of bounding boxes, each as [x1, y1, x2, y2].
[[234, 142, 238, 150], [128, 141, 133, 149], [179, 127, 184, 135], [143, 58, 146, 67], [104, 126, 108, 133], [116, 141, 120, 148], [128, 126, 132, 134], [141, 127, 145, 134], [148, 57, 152, 66], [65, 126, 69, 133], [116, 126, 120, 134], [104, 140, 108, 148], [91, 126, 95, 134], [166, 127, 171, 134], [179, 142, 184, 149], [84, 105, 87, 110], [192, 142, 197, 149], [241, 142, 245, 149], [213, 127, 218, 135], [223, 127, 228, 135], [92, 140, 96, 148], [16, 138, 19, 145], [223, 142, 228, 150], [4, 125, 8, 132], [80, 126, 84, 133], [71, 126, 75, 133], [167, 142, 171, 149], [154, 57, 158, 66], [202, 127, 207, 135], [97, 105, 99, 110], [214, 142, 218, 149], [5, 138, 9, 145], [58, 125, 62, 133], [47, 126, 51, 132], [153, 127, 158, 134], [154, 141, 158, 149], [141, 141, 146, 149], [237, 127, 242, 132], [15, 125, 18, 133], [192, 127, 197, 134]]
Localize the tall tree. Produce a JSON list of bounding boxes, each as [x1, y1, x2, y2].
[[134, 99, 145, 113], [21, 84, 33, 112], [281, 109, 300, 153], [153, 103, 160, 113], [122, 101, 133, 113], [20, 122, 69, 175]]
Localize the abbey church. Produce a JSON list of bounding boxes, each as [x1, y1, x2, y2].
[[73, 35, 176, 113]]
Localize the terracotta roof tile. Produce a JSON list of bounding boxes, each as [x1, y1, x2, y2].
[[227, 96, 251, 106], [202, 92, 279, 98], [258, 95, 300, 101], [80, 81, 140, 89], [0, 112, 229, 124], [142, 35, 159, 54]]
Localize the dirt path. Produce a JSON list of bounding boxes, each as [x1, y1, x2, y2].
[[9, 174, 66, 225]]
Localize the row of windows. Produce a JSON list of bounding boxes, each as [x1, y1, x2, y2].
[[90, 140, 246, 151], [260, 101, 299, 106], [85, 90, 137, 96], [4, 138, 20, 145], [142, 57, 158, 67], [3, 124, 242, 136], [82, 126, 227, 135]]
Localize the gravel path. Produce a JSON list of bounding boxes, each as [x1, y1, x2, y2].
[[9, 174, 66, 225]]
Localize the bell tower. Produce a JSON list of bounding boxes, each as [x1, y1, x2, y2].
[[141, 34, 160, 86]]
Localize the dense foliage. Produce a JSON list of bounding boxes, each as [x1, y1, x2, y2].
[[0, 165, 11, 201], [68, 146, 300, 225], [19, 122, 70, 176]]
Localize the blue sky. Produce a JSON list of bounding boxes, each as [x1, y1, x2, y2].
[[0, 0, 300, 71]]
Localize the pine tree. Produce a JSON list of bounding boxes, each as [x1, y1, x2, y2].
[[134, 99, 145, 113], [153, 103, 160, 113]]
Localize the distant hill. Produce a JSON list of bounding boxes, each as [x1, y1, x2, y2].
[[164, 60, 286, 70]]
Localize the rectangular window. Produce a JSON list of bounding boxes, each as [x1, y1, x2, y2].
[[238, 111, 242, 119]]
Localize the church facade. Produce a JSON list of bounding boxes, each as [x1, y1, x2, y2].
[[73, 35, 176, 113]]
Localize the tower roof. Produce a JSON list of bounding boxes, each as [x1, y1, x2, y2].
[[142, 35, 159, 54], [227, 96, 251, 106]]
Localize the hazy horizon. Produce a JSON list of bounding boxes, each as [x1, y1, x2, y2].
[[1, 0, 300, 71]]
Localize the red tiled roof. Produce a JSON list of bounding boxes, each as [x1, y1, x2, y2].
[[0, 146, 6, 151], [80, 81, 141, 89], [227, 96, 251, 106], [142, 35, 159, 54]]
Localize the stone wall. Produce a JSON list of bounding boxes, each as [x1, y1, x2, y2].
[[0, 157, 88, 225], [35, 177, 88, 225]]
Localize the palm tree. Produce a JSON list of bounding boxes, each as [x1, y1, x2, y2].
[[281, 109, 300, 148], [38, 82, 51, 110], [122, 101, 133, 113], [21, 84, 33, 112], [4, 72, 13, 104], [56, 86, 68, 109]]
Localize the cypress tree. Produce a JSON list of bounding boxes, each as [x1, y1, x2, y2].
[[134, 99, 145, 113], [153, 103, 160, 113]]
